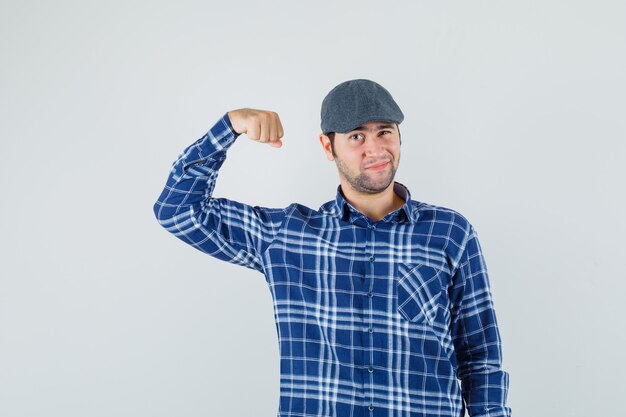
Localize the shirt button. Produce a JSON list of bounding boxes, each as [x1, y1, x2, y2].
[[367, 292, 373, 298], [368, 365, 374, 373], [370, 224, 376, 230], [368, 405, 374, 411], [368, 327, 373, 333], [369, 255, 375, 262]]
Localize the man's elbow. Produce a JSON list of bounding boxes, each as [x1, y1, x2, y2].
[[153, 200, 174, 226]]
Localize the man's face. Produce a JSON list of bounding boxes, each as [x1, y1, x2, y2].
[[319, 121, 401, 194]]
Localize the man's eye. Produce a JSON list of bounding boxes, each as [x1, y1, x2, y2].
[[350, 134, 363, 140]]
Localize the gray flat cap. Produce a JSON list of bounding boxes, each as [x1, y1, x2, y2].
[[320, 78, 404, 134]]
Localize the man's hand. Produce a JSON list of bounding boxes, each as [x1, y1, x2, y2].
[[227, 108, 284, 148]]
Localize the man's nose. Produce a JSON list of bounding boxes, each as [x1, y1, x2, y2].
[[363, 136, 385, 155]]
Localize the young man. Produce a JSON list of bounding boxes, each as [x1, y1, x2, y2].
[[153, 79, 512, 417]]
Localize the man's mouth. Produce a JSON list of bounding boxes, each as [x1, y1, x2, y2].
[[365, 161, 389, 171]]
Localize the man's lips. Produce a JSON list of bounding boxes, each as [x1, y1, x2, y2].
[[365, 161, 390, 170]]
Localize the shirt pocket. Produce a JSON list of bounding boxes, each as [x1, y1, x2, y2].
[[396, 263, 446, 325]]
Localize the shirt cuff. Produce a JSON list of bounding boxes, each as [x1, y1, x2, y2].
[[223, 111, 241, 138]]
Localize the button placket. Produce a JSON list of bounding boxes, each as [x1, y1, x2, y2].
[[365, 225, 376, 412]]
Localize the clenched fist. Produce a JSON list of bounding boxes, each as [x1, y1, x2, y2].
[[227, 108, 284, 148]]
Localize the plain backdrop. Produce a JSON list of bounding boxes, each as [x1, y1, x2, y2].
[[1, 1, 624, 416]]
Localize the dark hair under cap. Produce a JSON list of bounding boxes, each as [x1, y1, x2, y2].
[[320, 79, 404, 134]]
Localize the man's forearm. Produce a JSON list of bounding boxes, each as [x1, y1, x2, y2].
[[153, 112, 238, 224]]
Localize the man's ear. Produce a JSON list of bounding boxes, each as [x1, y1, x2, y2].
[[319, 133, 335, 161]]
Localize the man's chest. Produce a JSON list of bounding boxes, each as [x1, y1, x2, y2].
[[261, 220, 455, 319], [263, 219, 453, 277], [260, 217, 460, 366]]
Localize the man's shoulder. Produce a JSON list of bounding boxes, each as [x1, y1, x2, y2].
[[317, 198, 340, 217], [411, 199, 473, 236], [266, 201, 329, 219], [254, 200, 338, 219]]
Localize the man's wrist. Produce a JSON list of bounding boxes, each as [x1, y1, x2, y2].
[[225, 111, 241, 136]]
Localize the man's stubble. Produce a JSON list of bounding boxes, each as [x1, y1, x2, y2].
[[334, 153, 400, 194]]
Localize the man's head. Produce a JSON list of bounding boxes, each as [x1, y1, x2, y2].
[[320, 120, 401, 194], [319, 79, 404, 194]]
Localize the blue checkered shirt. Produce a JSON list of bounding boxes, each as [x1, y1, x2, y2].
[[153, 113, 512, 417]]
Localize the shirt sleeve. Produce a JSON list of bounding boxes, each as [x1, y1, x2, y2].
[[449, 225, 512, 417], [152, 112, 288, 273]]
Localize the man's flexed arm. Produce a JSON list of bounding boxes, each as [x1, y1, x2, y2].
[[153, 109, 288, 273]]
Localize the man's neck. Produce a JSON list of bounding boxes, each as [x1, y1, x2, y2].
[[340, 180, 405, 222]]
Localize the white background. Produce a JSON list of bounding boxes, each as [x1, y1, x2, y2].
[[1, 1, 624, 416]]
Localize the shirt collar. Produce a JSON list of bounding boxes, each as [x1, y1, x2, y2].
[[333, 181, 417, 224]]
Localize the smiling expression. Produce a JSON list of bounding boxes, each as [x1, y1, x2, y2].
[[321, 121, 401, 194]]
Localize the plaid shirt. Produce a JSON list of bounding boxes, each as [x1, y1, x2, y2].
[[153, 113, 512, 417]]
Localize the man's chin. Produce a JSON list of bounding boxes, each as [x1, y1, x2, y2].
[[356, 177, 395, 193]]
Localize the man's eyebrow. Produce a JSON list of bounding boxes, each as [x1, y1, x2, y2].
[[351, 123, 396, 132]]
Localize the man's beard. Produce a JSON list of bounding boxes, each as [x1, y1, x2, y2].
[[334, 155, 398, 194]]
